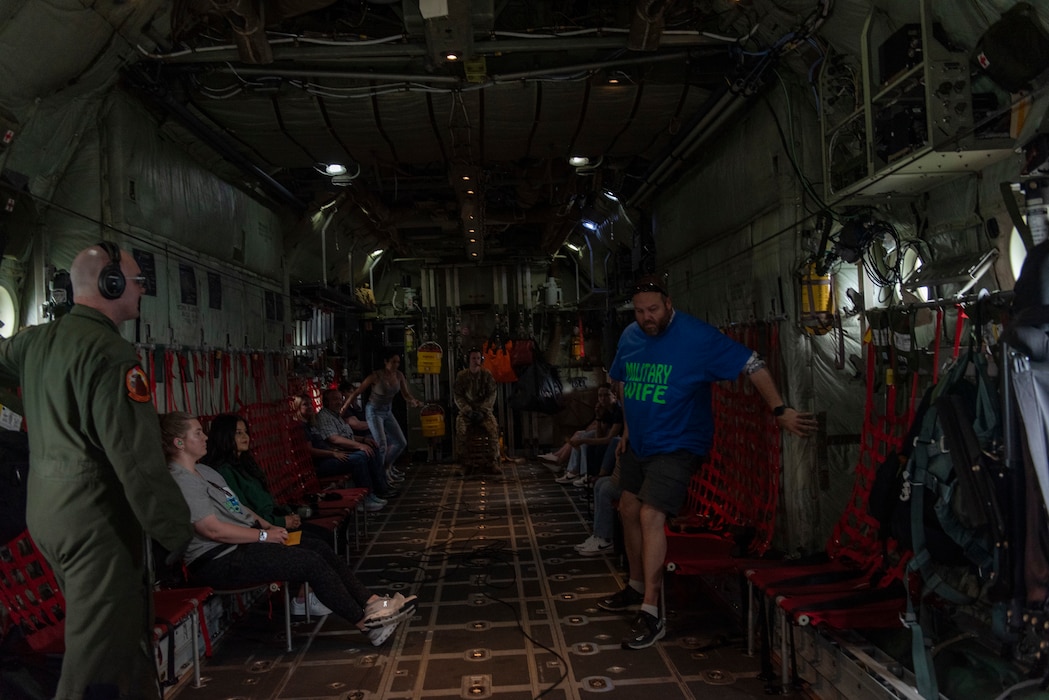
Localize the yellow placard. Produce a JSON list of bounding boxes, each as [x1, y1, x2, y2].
[[285, 531, 302, 546]]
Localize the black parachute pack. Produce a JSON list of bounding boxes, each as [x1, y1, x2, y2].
[[904, 349, 1010, 604], [900, 349, 1015, 700], [508, 352, 563, 414]]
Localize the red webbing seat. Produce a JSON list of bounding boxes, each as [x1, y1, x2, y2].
[[0, 530, 65, 653], [153, 586, 213, 688], [745, 342, 918, 691], [746, 343, 916, 600], [664, 322, 783, 575], [242, 402, 368, 549]]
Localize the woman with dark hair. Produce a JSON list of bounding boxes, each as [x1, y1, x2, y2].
[[341, 349, 422, 483], [162, 411, 417, 645], [205, 414, 301, 530]]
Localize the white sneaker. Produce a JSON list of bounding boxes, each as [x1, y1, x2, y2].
[[574, 535, 599, 551], [577, 536, 613, 556], [362, 593, 418, 629], [366, 619, 400, 646], [554, 472, 578, 484], [290, 592, 332, 616], [572, 475, 589, 487], [538, 453, 560, 464]]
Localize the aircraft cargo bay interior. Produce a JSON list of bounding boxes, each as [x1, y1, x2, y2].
[[2, 1, 1049, 700]]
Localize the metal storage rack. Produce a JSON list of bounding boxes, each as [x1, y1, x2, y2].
[[821, 0, 1015, 202]]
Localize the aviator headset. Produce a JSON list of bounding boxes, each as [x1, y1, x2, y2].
[[96, 240, 125, 300]]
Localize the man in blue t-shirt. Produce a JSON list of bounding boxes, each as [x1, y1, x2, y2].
[[604, 275, 817, 650]]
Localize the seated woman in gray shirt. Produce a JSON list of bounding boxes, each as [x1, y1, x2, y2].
[[160, 411, 416, 646]]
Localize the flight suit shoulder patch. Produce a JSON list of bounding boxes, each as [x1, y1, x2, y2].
[[126, 366, 152, 403]]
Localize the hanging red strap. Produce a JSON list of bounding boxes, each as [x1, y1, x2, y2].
[[952, 304, 968, 360], [193, 352, 205, 414], [148, 349, 159, 411], [221, 352, 232, 412], [178, 353, 192, 413], [252, 353, 265, 403], [233, 354, 249, 410], [164, 350, 177, 412], [932, 309, 944, 384]]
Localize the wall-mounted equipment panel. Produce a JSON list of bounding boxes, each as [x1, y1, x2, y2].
[[821, 0, 1016, 202]]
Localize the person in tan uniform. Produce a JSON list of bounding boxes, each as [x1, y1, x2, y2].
[[0, 242, 193, 700], [453, 347, 501, 476]]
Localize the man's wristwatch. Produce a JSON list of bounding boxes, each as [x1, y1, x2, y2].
[[258, 529, 268, 542], [773, 405, 789, 417]]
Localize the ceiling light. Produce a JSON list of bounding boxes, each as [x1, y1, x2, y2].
[[324, 163, 347, 176], [461, 174, 471, 181], [466, 189, 475, 195], [568, 156, 590, 167], [446, 52, 461, 62], [565, 242, 581, 252], [370, 248, 384, 258], [607, 77, 620, 85]]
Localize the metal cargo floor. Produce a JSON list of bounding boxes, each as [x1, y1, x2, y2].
[[167, 460, 776, 700]]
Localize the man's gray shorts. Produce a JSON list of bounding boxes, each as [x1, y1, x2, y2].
[[619, 448, 705, 516]]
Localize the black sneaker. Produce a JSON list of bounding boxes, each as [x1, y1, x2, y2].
[[597, 586, 644, 612], [621, 610, 665, 649]]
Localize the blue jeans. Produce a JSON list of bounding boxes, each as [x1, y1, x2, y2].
[[366, 403, 408, 468], [593, 475, 622, 541]]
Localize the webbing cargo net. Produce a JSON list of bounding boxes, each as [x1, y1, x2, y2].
[[749, 341, 918, 631], [0, 530, 66, 652], [827, 343, 916, 571], [665, 323, 783, 573]]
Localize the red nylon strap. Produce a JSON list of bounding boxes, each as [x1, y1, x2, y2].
[[178, 353, 192, 412], [146, 349, 159, 411], [193, 352, 205, 414], [234, 354, 249, 410], [221, 352, 231, 412], [952, 305, 967, 360], [932, 309, 944, 384], [252, 354, 265, 403], [164, 350, 176, 412]]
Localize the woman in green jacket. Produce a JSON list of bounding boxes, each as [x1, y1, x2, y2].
[[205, 413, 301, 530], [205, 413, 328, 615]]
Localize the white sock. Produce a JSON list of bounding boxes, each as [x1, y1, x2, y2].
[[628, 580, 644, 594], [641, 603, 659, 618]]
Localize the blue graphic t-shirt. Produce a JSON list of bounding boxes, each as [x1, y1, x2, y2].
[[609, 312, 752, 458]]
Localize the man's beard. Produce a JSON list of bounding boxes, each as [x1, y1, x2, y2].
[[641, 316, 668, 336]]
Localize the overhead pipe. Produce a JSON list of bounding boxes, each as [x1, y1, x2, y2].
[[318, 207, 337, 286], [211, 50, 701, 87], [626, 85, 745, 208], [150, 34, 723, 64]]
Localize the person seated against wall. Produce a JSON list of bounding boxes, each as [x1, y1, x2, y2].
[[453, 347, 502, 477], [539, 383, 618, 467], [553, 383, 623, 486], [341, 351, 423, 486], [337, 380, 376, 440], [291, 392, 390, 512], [204, 413, 345, 614], [573, 436, 622, 556], [161, 411, 417, 646], [315, 389, 399, 496]]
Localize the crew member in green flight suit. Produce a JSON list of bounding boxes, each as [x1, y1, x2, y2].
[[0, 242, 193, 700]]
